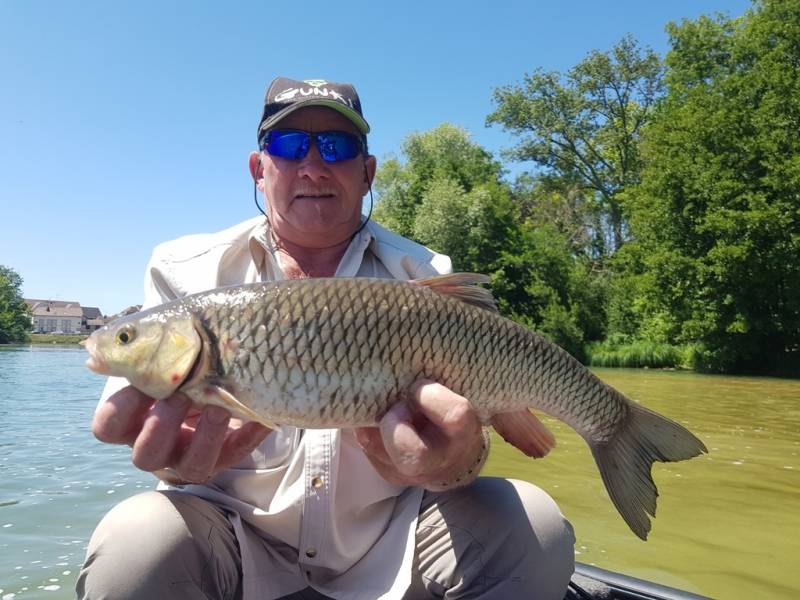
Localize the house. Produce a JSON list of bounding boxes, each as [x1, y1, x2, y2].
[[81, 306, 105, 333], [25, 299, 84, 334]]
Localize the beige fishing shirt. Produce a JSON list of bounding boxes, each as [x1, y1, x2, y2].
[[98, 216, 452, 600]]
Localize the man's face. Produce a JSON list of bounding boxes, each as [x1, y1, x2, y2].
[[251, 106, 376, 249]]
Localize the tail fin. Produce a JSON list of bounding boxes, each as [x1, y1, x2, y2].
[[590, 402, 707, 540]]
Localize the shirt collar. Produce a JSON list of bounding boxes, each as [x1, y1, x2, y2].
[[246, 218, 376, 280]]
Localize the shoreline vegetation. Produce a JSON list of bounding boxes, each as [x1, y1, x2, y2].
[[28, 333, 88, 345]]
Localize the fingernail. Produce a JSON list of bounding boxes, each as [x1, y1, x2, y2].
[[205, 405, 230, 425]]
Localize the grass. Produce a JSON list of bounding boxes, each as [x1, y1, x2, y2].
[[29, 333, 88, 345], [585, 339, 687, 369]]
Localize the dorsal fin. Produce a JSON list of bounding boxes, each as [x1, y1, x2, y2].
[[412, 273, 498, 313]]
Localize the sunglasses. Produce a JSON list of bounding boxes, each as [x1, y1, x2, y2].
[[259, 129, 365, 163]]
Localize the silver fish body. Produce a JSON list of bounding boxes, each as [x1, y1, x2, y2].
[[84, 274, 707, 539]]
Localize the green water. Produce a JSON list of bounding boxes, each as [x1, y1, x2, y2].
[[1, 348, 798, 599], [485, 368, 800, 599]]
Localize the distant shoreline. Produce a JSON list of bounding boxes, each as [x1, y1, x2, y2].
[[28, 333, 87, 344]]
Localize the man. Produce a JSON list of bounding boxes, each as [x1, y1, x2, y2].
[[78, 77, 575, 600]]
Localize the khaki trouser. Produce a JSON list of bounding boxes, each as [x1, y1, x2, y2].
[[77, 477, 575, 599]]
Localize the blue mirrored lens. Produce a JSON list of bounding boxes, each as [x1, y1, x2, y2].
[[316, 132, 362, 162], [262, 130, 362, 162], [266, 131, 309, 160]]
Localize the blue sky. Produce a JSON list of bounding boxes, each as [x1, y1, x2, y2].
[[1, 0, 751, 314]]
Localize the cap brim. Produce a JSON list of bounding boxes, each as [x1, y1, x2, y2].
[[258, 98, 370, 137]]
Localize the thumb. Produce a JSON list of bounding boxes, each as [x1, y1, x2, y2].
[[379, 400, 431, 477]]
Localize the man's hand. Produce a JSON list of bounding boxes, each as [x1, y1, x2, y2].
[[92, 385, 271, 484], [354, 380, 486, 490]]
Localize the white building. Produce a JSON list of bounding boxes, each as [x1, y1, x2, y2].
[[25, 299, 84, 334]]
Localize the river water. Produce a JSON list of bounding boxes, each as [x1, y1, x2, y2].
[[0, 346, 798, 599], [485, 367, 800, 599]]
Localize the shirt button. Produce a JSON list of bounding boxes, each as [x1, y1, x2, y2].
[[311, 476, 323, 489], [305, 548, 317, 558]]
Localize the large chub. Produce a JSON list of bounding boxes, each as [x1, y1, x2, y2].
[[83, 274, 709, 539], [590, 401, 708, 540]]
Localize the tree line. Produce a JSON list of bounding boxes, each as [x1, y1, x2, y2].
[[374, 0, 800, 374], [0, 265, 31, 344]]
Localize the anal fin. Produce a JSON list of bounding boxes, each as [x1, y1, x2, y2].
[[491, 409, 556, 458]]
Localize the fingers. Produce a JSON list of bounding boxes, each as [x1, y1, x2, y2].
[[378, 401, 436, 477], [92, 385, 155, 445], [173, 405, 231, 482], [411, 380, 481, 438], [94, 385, 272, 484], [214, 422, 272, 472], [354, 426, 418, 486], [131, 393, 192, 472], [355, 426, 402, 470], [356, 381, 486, 488]]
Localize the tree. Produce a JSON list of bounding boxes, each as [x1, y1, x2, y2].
[[374, 124, 598, 359], [509, 172, 608, 259], [374, 124, 519, 277], [0, 265, 32, 344], [625, 0, 800, 372], [373, 123, 505, 240], [487, 35, 664, 253]]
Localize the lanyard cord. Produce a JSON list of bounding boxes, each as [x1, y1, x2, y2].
[[252, 173, 374, 242]]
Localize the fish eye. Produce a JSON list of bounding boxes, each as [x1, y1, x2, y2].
[[116, 325, 137, 345]]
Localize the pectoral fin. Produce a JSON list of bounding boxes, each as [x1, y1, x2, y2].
[[491, 409, 556, 458], [193, 384, 282, 431]]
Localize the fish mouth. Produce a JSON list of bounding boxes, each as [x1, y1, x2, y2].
[[81, 336, 110, 374]]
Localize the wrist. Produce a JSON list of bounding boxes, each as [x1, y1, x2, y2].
[[424, 428, 491, 492]]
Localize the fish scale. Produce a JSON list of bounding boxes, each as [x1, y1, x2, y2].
[[83, 273, 707, 539]]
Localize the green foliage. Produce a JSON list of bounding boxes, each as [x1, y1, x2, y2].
[[625, 0, 800, 372], [489, 222, 592, 360], [373, 123, 505, 239], [373, 6, 800, 375], [509, 173, 608, 259], [586, 336, 687, 369], [487, 35, 664, 252], [29, 333, 86, 344], [0, 265, 32, 344], [411, 178, 519, 274], [373, 124, 597, 360]]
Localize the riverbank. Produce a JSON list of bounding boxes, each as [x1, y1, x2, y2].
[[28, 333, 87, 344]]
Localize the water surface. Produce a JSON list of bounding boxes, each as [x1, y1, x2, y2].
[[0, 346, 150, 600], [1, 349, 798, 599], [485, 367, 800, 599]]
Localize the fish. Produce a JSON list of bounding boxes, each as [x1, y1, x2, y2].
[[83, 273, 707, 539]]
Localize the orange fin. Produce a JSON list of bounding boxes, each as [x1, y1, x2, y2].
[[412, 273, 498, 312], [491, 410, 556, 458]]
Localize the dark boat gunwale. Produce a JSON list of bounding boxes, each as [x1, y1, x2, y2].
[[566, 562, 713, 600]]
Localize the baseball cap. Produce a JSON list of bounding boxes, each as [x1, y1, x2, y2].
[[256, 77, 370, 141]]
